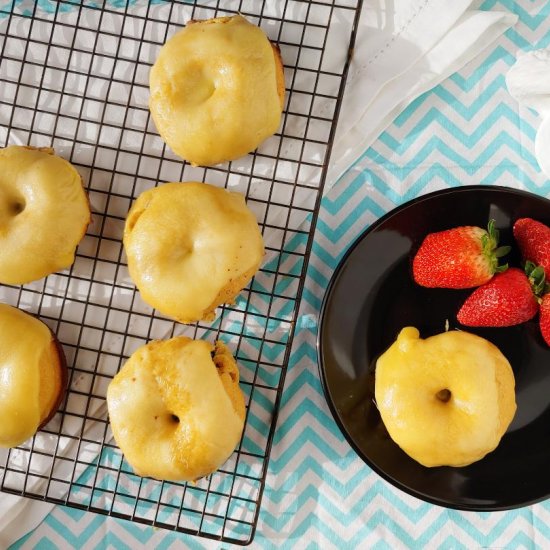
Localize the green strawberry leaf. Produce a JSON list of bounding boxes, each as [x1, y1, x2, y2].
[[484, 219, 510, 275], [525, 261, 547, 297], [487, 219, 499, 247], [495, 245, 512, 258]]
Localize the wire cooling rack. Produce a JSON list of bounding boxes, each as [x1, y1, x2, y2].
[[0, 0, 362, 545]]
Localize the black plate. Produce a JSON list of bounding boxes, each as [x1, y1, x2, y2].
[[317, 185, 550, 511]]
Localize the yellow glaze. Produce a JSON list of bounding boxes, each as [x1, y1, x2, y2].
[[375, 327, 517, 467], [149, 15, 284, 166], [0, 304, 61, 448], [106, 337, 245, 481], [0, 146, 90, 284], [123, 182, 264, 323]]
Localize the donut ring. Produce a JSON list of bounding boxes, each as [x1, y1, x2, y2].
[[149, 14, 285, 166], [0, 146, 91, 285], [375, 327, 517, 467], [123, 182, 265, 324], [107, 337, 245, 481], [0, 303, 67, 449]]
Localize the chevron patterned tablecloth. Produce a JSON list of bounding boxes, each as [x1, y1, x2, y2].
[[7, 0, 550, 548]]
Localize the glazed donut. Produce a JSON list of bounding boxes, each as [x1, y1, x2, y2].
[[149, 14, 285, 166], [123, 182, 264, 324], [107, 337, 245, 481], [0, 303, 67, 448], [375, 327, 516, 467], [0, 145, 90, 285]]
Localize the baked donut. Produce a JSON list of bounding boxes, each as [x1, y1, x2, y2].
[[0, 303, 67, 448], [123, 182, 264, 323], [149, 14, 285, 166], [0, 145, 90, 285], [375, 327, 516, 467], [107, 337, 245, 481]]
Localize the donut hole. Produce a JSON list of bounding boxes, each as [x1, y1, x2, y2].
[[10, 199, 25, 215], [436, 388, 452, 403], [177, 64, 216, 106], [169, 241, 194, 263]]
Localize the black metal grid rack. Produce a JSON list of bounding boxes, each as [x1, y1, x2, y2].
[[0, 0, 362, 545]]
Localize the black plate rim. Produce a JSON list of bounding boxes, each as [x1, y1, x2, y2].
[[316, 184, 550, 512]]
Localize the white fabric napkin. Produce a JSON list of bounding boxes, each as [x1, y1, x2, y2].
[[327, 0, 518, 186], [506, 48, 550, 178], [0, 497, 53, 548], [0, 401, 109, 548]]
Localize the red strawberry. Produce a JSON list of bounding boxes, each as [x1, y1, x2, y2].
[[457, 267, 539, 327], [513, 218, 550, 277], [540, 294, 550, 346], [413, 220, 510, 288]]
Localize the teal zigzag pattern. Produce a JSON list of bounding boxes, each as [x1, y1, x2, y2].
[[10, 0, 550, 549]]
